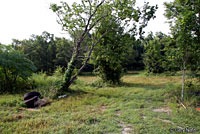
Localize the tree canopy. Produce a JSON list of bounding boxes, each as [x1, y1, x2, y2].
[[164, 0, 200, 99], [51, 0, 157, 90]]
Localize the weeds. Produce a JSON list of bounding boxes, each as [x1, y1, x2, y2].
[[29, 72, 63, 99]]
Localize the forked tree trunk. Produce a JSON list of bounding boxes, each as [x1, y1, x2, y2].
[[61, 28, 109, 91]]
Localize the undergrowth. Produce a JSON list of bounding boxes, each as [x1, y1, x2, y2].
[[29, 72, 63, 99]]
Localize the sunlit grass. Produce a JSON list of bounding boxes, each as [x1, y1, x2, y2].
[[0, 72, 200, 134]]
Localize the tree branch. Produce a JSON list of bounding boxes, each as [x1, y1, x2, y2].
[[81, 0, 105, 40], [88, 13, 109, 32], [68, 30, 110, 85], [56, 12, 68, 32]]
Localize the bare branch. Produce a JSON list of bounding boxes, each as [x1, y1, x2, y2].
[[83, 0, 105, 37], [88, 0, 92, 16], [82, 0, 86, 9], [88, 13, 109, 32], [68, 30, 111, 84], [81, 13, 109, 42], [56, 12, 68, 32]]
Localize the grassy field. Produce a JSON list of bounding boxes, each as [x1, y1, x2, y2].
[[0, 72, 200, 134]]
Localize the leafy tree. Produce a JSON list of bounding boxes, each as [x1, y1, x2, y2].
[[143, 32, 174, 74], [143, 35, 165, 74], [92, 18, 132, 84], [13, 32, 72, 74], [164, 0, 200, 99], [51, 0, 157, 91], [54, 37, 73, 69], [160, 36, 179, 73], [0, 45, 36, 92], [125, 39, 145, 70]]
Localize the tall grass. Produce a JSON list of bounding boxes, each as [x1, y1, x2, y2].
[[29, 72, 63, 99]]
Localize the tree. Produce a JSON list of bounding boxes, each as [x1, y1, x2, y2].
[[91, 17, 132, 84], [125, 39, 145, 70], [54, 37, 73, 69], [143, 32, 174, 74], [164, 0, 200, 99], [13, 32, 71, 74], [0, 45, 36, 92], [51, 0, 157, 91]]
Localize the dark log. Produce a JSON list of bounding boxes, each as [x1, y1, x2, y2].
[[24, 96, 38, 108], [24, 92, 41, 100]]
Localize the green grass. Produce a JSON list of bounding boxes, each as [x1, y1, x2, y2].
[[28, 72, 63, 98], [0, 72, 200, 134]]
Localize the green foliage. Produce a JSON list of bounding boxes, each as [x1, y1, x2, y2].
[[0, 95, 24, 107], [29, 71, 63, 99], [164, 0, 200, 99], [0, 45, 36, 93], [143, 32, 176, 74], [13, 32, 73, 73], [168, 78, 200, 107], [125, 40, 145, 70], [53, 66, 64, 77], [92, 18, 131, 84], [143, 37, 164, 73], [164, 0, 200, 73], [184, 79, 200, 106], [54, 38, 73, 69], [51, 0, 157, 90]]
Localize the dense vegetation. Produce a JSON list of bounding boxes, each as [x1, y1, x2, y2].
[[0, 0, 200, 133], [0, 45, 36, 93]]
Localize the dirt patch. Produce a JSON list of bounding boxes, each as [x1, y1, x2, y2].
[[116, 110, 121, 116], [158, 118, 173, 123], [98, 105, 107, 112], [157, 118, 184, 129], [142, 116, 146, 120], [26, 108, 40, 112], [152, 107, 172, 115], [13, 113, 24, 120], [121, 123, 132, 134]]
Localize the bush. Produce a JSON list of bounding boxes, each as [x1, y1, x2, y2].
[[91, 18, 130, 85], [0, 45, 36, 93], [29, 71, 63, 99], [143, 38, 165, 74]]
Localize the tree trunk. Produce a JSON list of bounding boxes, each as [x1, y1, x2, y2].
[[61, 30, 109, 91], [198, 11, 200, 42], [181, 61, 186, 100], [61, 38, 82, 91], [61, 52, 77, 91]]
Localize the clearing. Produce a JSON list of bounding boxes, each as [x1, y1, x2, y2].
[[0, 72, 199, 134]]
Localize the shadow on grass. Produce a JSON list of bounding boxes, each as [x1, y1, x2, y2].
[[79, 72, 95, 77], [69, 82, 167, 102], [125, 71, 140, 76], [68, 89, 88, 96], [120, 82, 165, 90], [0, 88, 32, 95]]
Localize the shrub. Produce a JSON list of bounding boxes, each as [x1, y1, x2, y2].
[[29, 71, 63, 98], [91, 18, 130, 85], [0, 45, 36, 93], [143, 38, 165, 74]]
